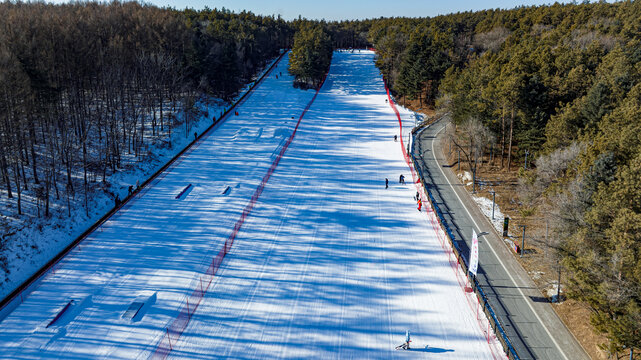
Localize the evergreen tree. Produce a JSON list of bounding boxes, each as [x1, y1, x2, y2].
[[288, 24, 332, 89]]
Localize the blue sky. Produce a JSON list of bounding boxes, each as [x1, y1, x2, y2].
[[138, 0, 605, 21]]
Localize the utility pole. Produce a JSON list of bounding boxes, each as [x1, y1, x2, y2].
[[491, 191, 496, 220], [458, 150, 461, 171], [519, 225, 526, 258], [472, 156, 477, 193], [524, 149, 530, 170], [545, 220, 549, 258], [557, 265, 561, 302]]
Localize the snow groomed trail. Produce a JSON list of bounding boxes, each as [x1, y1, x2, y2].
[[0, 51, 505, 359], [167, 51, 504, 359]]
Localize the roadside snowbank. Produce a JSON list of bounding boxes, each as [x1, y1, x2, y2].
[[472, 195, 505, 234]]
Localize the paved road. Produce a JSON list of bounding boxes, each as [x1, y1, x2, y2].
[[414, 117, 589, 360]]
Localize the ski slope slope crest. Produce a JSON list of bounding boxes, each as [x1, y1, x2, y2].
[[0, 51, 505, 359]]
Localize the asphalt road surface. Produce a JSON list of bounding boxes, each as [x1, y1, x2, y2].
[[414, 116, 589, 360]]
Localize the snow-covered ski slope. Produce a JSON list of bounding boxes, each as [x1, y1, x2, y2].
[[0, 51, 504, 359]]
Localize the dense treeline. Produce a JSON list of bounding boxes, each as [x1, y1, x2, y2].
[[0, 1, 290, 220], [366, 2, 641, 354]]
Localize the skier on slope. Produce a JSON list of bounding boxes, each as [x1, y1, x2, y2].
[[396, 330, 411, 350], [417, 198, 422, 212], [385, 178, 389, 189], [399, 174, 405, 184]]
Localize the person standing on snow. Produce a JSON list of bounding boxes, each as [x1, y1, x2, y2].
[[385, 178, 389, 189], [417, 198, 422, 212], [399, 174, 405, 184], [396, 330, 411, 350]]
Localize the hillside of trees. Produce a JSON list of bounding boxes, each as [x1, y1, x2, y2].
[[365, 2, 641, 355]]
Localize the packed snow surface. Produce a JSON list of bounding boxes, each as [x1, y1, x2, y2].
[[0, 51, 502, 359]]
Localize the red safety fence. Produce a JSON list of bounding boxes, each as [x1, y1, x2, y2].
[[149, 66, 329, 360], [383, 79, 505, 360]]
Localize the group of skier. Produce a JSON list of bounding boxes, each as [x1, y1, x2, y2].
[[384, 147, 422, 212], [384, 174, 404, 189]]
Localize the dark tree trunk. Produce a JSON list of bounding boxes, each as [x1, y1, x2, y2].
[[14, 162, 21, 215]]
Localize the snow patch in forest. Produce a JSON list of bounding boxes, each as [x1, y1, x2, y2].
[[458, 171, 472, 183], [0, 100, 221, 301], [547, 283, 563, 303]]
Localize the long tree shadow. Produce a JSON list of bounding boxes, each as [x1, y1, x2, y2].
[[399, 345, 455, 353]]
